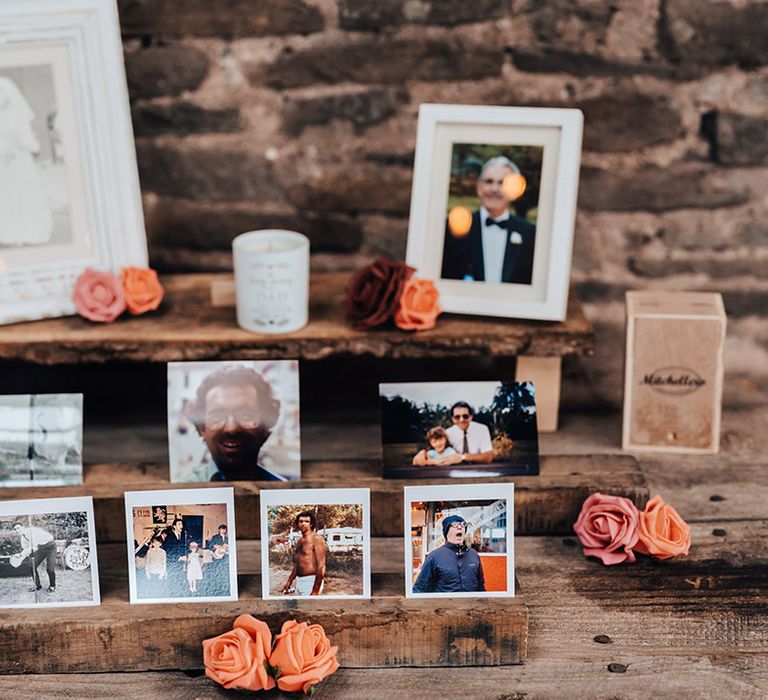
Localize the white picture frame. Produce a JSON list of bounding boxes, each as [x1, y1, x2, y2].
[[124, 487, 238, 605], [0, 496, 100, 609], [406, 104, 583, 322], [404, 483, 515, 599], [260, 488, 372, 600], [0, 0, 147, 325]]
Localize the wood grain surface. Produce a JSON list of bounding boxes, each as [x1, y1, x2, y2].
[[0, 273, 594, 364]]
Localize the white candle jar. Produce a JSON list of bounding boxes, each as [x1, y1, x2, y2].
[[232, 230, 310, 334]]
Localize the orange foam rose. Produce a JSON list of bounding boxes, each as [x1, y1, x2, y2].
[[120, 266, 165, 315], [269, 620, 340, 694], [635, 495, 691, 560], [202, 614, 275, 692], [394, 278, 441, 331]]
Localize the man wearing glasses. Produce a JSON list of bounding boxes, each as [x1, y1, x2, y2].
[[413, 515, 485, 593], [441, 155, 536, 285], [412, 401, 495, 467], [190, 365, 286, 481], [445, 401, 494, 465]]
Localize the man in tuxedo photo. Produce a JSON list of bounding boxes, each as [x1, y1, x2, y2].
[[441, 155, 536, 285]]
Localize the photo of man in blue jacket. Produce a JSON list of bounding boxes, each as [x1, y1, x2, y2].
[[412, 515, 485, 593]]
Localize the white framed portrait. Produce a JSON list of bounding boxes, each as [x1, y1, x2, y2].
[[406, 104, 583, 322], [0, 0, 147, 325]]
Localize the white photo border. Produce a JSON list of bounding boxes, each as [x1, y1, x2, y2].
[[0, 495, 100, 608], [260, 488, 372, 600], [124, 487, 238, 605], [406, 104, 583, 322], [0, 0, 147, 324], [404, 483, 515, 599]]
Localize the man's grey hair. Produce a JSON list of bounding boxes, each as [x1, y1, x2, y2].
[[479, 156, 520, 179]]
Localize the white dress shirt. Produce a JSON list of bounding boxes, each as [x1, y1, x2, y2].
[[480, 206, 510, 284], [446, 421, 493, 455], [19, 526, 54, 553]]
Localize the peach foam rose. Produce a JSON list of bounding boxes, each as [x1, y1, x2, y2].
[[120, 266, 164, 315], [635, 495, 691, 560], [202, 614, 275, 692], [72, 268, 126, 322], [270, 620, 340, 694], [573, 492, 640, 565], [394, 278, 441, 331]]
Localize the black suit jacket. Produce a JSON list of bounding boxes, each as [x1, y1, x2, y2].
[[441, 211, 536, 285]]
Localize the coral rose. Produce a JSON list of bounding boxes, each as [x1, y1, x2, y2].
[[573, 492, 640, 565], [120, 266, 165, 315], [635, 495, 691, 560], [270, 620, 340, 694], [344, 258, 414, 330], [72, 268, 126, 322], [202, 614, 275, 692], [394, 278, 441, 331]]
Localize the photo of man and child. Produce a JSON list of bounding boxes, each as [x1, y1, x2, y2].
[[380, 380, 539, 479], [125, 489, 236, 604]]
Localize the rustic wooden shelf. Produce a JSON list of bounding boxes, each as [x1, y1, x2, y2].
[[0, 273, 594, 364], [0, 541, 528, 673], [0, 455, 648, 541]]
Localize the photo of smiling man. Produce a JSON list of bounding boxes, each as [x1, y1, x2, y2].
[[441, 146, 543, 286], [168, 361, 301, 483]]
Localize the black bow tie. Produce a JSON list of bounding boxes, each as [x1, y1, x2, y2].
[[485, 217, 507, 228]]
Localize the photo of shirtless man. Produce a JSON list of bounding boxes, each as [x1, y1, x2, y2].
[[282, 511, 327, 596], [263, 494, 369, 599]]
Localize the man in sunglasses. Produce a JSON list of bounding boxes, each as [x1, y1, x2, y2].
[[444, 401, 494, 465], [191, 364, 286, 481], [413, 515, 485, 593]]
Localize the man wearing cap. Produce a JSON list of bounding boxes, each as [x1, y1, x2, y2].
[[412, 515, 485, 593]]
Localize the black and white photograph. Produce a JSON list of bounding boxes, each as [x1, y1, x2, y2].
[[0, 1, 147, 325], [125, 488, 238, 605], [0, 393, 83, 487], [168, 360, 301, 483], [405, 484, 515, 598], [380, 380, 539, 479], [0, 65, 72, 250], [406, 104, 583, 321], [261, 489, 371, 600], [0, 496, 100, 608]]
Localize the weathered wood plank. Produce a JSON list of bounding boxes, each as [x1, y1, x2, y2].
[[0, 521, 765, 695], [3, 656, 767, 700], [0, 273, 594, 364], [0, 542, 527, 674], [0, 455, 648, 540]]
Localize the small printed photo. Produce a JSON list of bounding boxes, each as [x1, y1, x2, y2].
[[443, 144, 543, 286], [260, 489, 371, 600], [380, 380, 539, 478], [168, 360, 301, 483], [0, 393, 83, 487], [0, 496, 100, 608], [405, 484, 515, 598], [125, 488, 237, 605]]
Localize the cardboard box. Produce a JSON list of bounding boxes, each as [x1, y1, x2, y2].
[[622, 291, 726, 454]]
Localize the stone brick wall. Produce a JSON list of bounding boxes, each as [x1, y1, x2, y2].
[[120, 0, 768, 408]]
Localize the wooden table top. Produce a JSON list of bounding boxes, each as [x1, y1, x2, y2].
[[0, 273, 594, 364]]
